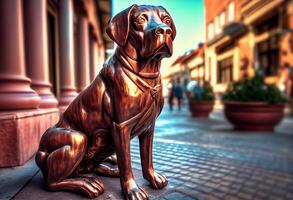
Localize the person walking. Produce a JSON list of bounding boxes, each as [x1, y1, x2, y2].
[[175, 78, 184, 111], [168, 79, 176, 111]]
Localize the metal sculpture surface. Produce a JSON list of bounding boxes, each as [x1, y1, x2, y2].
[[35, 4, 176, 200]]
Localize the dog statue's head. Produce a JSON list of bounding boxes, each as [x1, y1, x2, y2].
[[106, 4, 176, 61]]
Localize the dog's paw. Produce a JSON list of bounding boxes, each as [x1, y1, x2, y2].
[[83, 176, 105, 198], [125, 186, 149, 200], [123, 179, 149, 200], [95, 163, 120, 177], [145, 171, 168, 189]]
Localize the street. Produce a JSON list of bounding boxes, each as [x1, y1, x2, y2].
[[1, 105, 293, 200], [130, 105, 293, 200]]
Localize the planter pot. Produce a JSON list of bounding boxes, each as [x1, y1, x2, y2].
[[189, 100, 214, 117], [224, 101, 285, 132]]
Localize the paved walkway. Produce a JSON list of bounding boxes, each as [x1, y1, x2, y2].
[[1, 106, 293, 200]]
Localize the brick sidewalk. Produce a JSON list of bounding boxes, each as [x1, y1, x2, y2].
[[136, 106, 293, 200], [1, 105, 293, 200], [131, 140, 293, 200]]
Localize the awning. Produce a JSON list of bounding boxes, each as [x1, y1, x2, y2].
[[207, 22, 247, 47]]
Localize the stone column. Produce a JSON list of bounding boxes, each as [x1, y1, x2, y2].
[[76, 13, 90, 92], [89, 35, 99, 80], [59, 0, 78, 107], [94, 42, 101, 75], [23, 0, 58, 108], [0, 0, 40, 110], [99, 45, 106, 68]]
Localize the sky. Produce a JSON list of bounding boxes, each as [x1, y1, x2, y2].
[[112, 0, 205, 75]]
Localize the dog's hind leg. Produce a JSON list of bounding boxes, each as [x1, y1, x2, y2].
[[48, 176, 104, 198], [38, 128, 104, 198]]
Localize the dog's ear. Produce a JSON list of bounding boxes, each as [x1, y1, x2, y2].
[[106, 4, 138, 47]]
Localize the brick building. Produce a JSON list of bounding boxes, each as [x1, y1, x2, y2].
[[0, 0, 112, 167], [205, 0, 293, 95]]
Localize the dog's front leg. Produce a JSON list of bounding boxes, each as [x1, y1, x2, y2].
[[112, 122, 149, 200], [139, 125, 168, 189]]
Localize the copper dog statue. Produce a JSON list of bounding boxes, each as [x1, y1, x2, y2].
[[35, 4, 176, 200]]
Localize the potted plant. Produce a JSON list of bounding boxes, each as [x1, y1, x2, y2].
[[222, 72, 288, 131], [187, 81, 215, 117]]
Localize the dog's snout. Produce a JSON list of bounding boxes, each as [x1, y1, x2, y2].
[[155, 26, 172, 36]]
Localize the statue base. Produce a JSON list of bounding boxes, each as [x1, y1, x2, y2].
[[0, 108, 59, 167]]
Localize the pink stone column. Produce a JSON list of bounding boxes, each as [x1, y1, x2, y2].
[[89, 35, 99, 80], [94, 42, 101, 75], [23, 0, 58, 108], [76, 13, 90, 92], [0, 0, 40, 110], [99, 45, 106, 68], [59, 0, 78, 107]]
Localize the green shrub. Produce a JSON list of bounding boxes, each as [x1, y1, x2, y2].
[[189, 81, 215, 101], [222, 72, 288, 104]]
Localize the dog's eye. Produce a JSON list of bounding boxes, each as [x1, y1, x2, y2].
[[162, 17, 171, 26], [135, 16, 146, 24]]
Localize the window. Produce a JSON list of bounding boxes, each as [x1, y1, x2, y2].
[[215, 16, 221, 34], [257, 36, 279, 76], [191, 66, 205, 82], [220, 12, 225, 27], [218, 57, 233, 83], [208, 22, 214, 39], [227, 1, 235, 22], [191, 67, 199, 79], [198, 66, 205, 81], [255, 13, 279, 35]]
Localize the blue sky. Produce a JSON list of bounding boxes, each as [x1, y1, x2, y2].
[[112, 0, 205, 70]]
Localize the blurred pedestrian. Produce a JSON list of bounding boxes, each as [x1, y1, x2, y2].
[[286, 67, 293, 98], [279, 65, 293, 115], [279, 31, 293, 114], [279, 65, 293, 100], [175, 78, 184, 111], [288, 68, 293, 115], [168, 79, 176, 111]]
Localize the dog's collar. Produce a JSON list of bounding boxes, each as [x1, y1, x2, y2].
[[120, 64, 161, 102], [114, 48, 160, 79], [114, 49, 161, 100]]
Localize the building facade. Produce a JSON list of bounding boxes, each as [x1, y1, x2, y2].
[[187, 45, 206, 83], [0, 0, 112, 167], [205, 0, 293, 95], [162, 44, 205, 97]]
